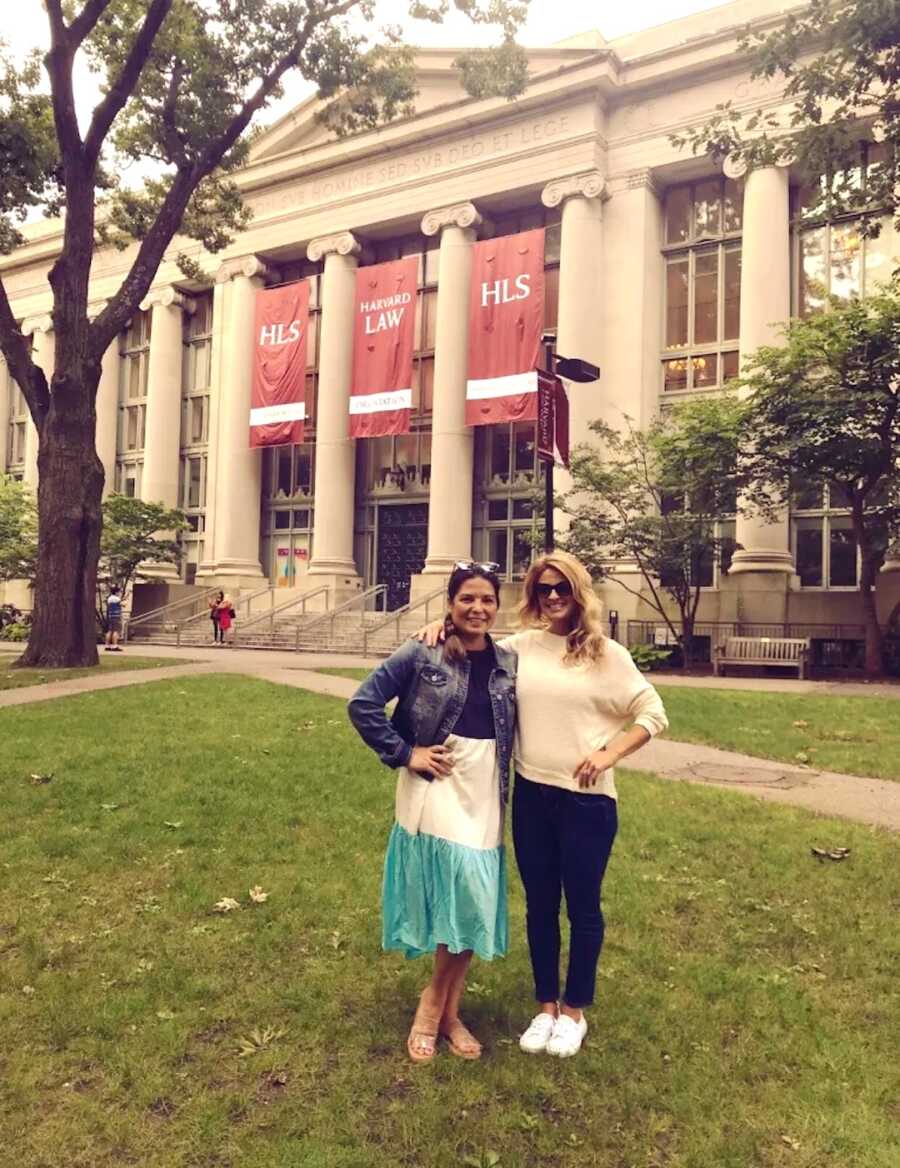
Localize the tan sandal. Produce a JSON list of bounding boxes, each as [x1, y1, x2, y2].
[[440, 1018, 482, 1060], [407, 1000, 440, 1064]]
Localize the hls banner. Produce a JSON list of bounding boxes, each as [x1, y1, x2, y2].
[[466, 228, 545, 426], [249, 282, 309, 448], [349, 257, 418, 438]]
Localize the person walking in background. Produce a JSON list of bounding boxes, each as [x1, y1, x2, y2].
[[217, 594, 236, 645], [209, 591, 225, 645], [104, 586, 124, 652], [348, 562, 517, 1063], [417, 551, 667, 1059]]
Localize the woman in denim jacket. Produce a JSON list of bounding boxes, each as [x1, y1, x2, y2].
[[348, 563, 516, 1063]]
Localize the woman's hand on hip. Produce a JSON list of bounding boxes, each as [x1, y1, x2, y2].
[[574, 748, 617, 788], [412, 619, 445, 648], [409, 743, 455, 778]]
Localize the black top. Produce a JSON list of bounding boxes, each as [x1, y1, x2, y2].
[[452, 644, 497, 740]]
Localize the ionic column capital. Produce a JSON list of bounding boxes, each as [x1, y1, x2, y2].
[[420, 202, 483, 238], [723, 151, 793, 180], [22, 314, 53, 336], [307, 231, 362, 263], [140, 286, 196, 314], [215, 255, 280, 285], [541, 171, 608, 209]]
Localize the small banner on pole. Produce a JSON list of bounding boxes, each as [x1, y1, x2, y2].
[[536, 371, 571, 467], [349, 257, 417, 438], [466, 228, 545, 426], [250, 282, 309, 448]]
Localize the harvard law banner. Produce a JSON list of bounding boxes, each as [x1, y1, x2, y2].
[[349, 257, 418, 438], [466, 227, 545, 426], [249, 282, 309, 448]]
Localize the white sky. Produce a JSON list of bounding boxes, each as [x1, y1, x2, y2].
[[4, 0, 730, 130]]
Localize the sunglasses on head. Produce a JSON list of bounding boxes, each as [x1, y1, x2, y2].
[[535, 579, 573, 599], [453, 560, 501, 574]]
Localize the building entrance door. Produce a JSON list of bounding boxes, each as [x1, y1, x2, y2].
[[377, 503, 428, 610]]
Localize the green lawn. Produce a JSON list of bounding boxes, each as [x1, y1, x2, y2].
[[315, 668, 900, 781], [0, 652, 188, 692], [1, 676, 898, 1168]]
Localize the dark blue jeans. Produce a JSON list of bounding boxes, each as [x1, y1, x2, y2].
[[512, 774, 618, 1009]]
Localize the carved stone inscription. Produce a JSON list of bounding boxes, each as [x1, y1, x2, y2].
[[251, 112, 574, 220]]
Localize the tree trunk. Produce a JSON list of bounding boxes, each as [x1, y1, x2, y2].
[[859, 569, 884, 678], [16, 367, 104, 669], [681, 613, 695, 670]]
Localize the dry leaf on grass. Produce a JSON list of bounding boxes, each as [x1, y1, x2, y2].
[[236, 1025, 287, 1057], [249, 886, 268, 903], [213, 897, 241, 913], [28, 772, 53, 785], [163, 821, 183, 829], [100, 802, 120, 811], [781, 1135, 801, 1150]]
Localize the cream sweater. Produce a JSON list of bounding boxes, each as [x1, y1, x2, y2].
[[498, 629, 669, 799]]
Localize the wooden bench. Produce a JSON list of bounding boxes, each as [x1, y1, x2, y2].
[[713, 636, 811, 679]]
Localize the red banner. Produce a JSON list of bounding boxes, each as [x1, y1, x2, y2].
[[250, 282, 309, 448], [349, 257, 417, 438], [466, 227, 545, 426]]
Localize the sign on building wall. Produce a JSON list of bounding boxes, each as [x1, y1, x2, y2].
[[466, 228, 545, 426], [349, 257, 418, 438], [249, 282, 309, 448]]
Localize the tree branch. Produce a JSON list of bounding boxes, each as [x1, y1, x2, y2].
[[69, 0, 115, 47], [0, 276, 50, 428], [44, 0, 84, 168], [84, 0, 174, 165]]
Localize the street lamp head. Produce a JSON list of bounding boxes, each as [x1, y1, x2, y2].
[[554, 355, 600, 383]]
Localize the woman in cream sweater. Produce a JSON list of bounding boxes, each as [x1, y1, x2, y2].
[[421, 550, 667, 1058]]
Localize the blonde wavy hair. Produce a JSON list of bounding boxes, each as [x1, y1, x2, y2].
[[516, 551, 606, 665]]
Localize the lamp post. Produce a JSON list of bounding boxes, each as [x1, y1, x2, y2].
[[538, 336, 599, 553]]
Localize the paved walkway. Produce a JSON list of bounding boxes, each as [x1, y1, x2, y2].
[[2, 644, 899, 832]]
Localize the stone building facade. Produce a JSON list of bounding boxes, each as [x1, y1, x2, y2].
[[2, 0, 898, 653]]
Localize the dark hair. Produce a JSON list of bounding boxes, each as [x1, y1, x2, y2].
[[443, 566, 501, 662]]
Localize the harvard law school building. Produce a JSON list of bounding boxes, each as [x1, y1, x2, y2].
[[2, 0, 899, 656]]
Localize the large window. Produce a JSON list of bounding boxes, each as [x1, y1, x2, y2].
[[791, 481, 859, 589], [5, 365, 28, 476], [115, 309, 151, 496], [661, 177, 743, 394], [471, 207, 561, 579], [178, 293, 212, 581]]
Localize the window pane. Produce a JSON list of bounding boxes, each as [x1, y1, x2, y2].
[[722, 351, 739, 381], [293, 509, 310, 528], [723, 178, 742, 232], [188, 457, 202, 508], [665, 259, 689, 349], [191, 397, 206, 443], [512, 530, 533, 578], [543, 265, 559, 331], [274, 510, 291, 530], [693, 545, 714, 588], [275, 447, 292, 497], [800, 228, 828, 316], [306, 315, 318, 368], [512, 498, 533, 519], [665, 187, 690, 244], [488, 529, 508, 574], [424, 244, 440, 285], [796, 522, 823, 586], [720, 520, 737, 575], [663, 358, 688, 392], [126, 407, 138, 449], [863, 216, 898, 294], [128, 357, 142, 400], [545, 221, 562, 265], [830, 222, 861, 301], [693, 180, 721, 239], [295, 446, 313, 496], [692, 353, 718, 388], [791, 475, 824, 510], [694, 251, 718, 344], [513, 423, 536, 479], [723, 248, 741, 340], [422, 289, 438, 349], [419, 359, 434, 413], [488, 499, 508, 521], [829, 519, 857, 586], [490, 427, 511, 483]]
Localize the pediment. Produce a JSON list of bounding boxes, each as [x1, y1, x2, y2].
[[249, 41, 607, 163]]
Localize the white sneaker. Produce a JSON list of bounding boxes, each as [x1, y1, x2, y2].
[[546, 1013, 587, 1058], [519, 1013, 557, 1054]]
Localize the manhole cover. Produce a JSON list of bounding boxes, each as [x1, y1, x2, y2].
[[677, 763, 812, 789]]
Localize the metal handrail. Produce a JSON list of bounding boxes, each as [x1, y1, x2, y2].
[[232, 585, 331, 645], [295, 584, 387, 650], [125, 586, 222, 637], [362, 586, 446, 655], [177, 583, 274, 632]]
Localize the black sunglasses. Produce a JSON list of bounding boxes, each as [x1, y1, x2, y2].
[[453, 560, 501, 574], [535, 579, 573, 599]]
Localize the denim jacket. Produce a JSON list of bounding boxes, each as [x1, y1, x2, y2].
[[347, 637, 518, 803]]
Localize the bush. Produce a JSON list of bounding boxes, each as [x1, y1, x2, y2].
[[629, 642, 673, 672], [0, 621, 30, 642]]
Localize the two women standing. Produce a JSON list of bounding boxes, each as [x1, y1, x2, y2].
[[348, 550, 668, 1062]]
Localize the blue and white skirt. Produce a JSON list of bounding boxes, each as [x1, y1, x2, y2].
[[382, 734, 507, 962]]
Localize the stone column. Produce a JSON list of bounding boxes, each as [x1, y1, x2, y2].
[[417, 202, 482, 581], [305, 231, 363, 598], [200, 256, 272, 585], [541, 173, 607, 450], [88, 301, 120, 497], [728, 159, 795, 581], [21, 315, 53, 488]]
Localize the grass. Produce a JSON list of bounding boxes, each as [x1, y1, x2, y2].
[[0, 652, 188, 692], [313, 668, 900, 781], [1, 675, 898, 1168]]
